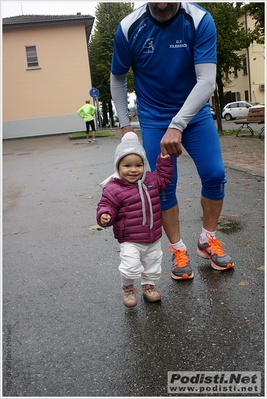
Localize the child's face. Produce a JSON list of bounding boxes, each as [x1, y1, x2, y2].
[[118, 154, 144, 183]]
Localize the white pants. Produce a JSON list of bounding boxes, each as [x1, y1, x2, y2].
[[118, 239, 162, 286]]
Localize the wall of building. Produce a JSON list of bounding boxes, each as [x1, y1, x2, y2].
[[245, 12, 265, 104], [3, 22, 93, 138], [249, 40, 265, 104], [3, 115, 86, 139], [222, 13, 265, 105]]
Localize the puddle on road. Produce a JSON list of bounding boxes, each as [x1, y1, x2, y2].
[[217, 215, 243, 234]]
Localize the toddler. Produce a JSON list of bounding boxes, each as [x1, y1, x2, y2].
[[96, 132, 173, 307]]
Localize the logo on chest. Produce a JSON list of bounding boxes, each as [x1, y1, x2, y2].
[[142, 38, 154, 54]]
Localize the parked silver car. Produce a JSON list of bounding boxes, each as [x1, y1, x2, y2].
[[222, 101, 252, 121]]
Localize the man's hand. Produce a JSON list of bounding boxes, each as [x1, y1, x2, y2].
[[121, 125, 134, 137], [160, 128, 183, 157]]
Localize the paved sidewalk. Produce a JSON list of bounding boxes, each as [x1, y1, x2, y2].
[[219, 135, 264, 177], [2, 132, 265, 397]]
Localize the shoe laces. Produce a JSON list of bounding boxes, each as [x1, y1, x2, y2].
[[206, 233, 225, 256], [123, 285, 139, 297], [168, 246, 188, 267], [142, 284, 162, 295], [142, 284, 162, 296]]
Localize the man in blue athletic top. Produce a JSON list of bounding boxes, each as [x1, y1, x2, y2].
[[110, 2, 234, 280]]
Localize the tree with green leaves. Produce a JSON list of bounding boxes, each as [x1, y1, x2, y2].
[[89, 2, 134, 127], [200, 3, 262, 131], [238, 2, 265, 44]]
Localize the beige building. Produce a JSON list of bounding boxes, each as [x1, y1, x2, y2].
[[221, 12, 265, 106], [2, 14, 94, 139]]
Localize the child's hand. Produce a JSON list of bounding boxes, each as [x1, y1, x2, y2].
[[160, 153, 171, 158], [100, 213, 111, 227]]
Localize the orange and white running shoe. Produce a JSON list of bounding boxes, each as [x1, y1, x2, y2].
[[168, 246, 194, 280], [197, 233, 234, 270]]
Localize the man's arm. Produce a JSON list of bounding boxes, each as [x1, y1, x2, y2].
[[77, 106, 84, 118], [91, 105, 96, 116], [110, 72, 132, 136], [161, 63, 216, 157], [169, 63, 216, 132]]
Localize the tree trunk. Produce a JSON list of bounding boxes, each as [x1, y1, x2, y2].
[[102, 102, 108, 127], [108, 100, 114, 127], [216, 75, 225, 109], [214, 86, 223, 132]]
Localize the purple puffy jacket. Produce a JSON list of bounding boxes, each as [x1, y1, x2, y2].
[[96, 155, 173, 244]]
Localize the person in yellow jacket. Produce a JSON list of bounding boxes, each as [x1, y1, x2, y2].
[[77, 100, 97, 143]]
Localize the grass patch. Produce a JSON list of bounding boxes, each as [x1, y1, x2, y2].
[[70, 129, 250, 139], [219, 129, 257, 137], [69, 131, 113, 140], [218, 129, 237, 136]]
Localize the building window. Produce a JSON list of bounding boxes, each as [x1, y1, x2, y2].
[[25, 45, 39, 69], [243, 57, 247, 75]]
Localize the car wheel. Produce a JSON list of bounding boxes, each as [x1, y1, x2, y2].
[[224, 113, 232, 121]]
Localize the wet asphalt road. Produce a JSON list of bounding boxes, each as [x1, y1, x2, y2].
[[2, 134, 264, 397]]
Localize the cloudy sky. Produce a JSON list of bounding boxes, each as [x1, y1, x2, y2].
[[1, 1, 145, 18]]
